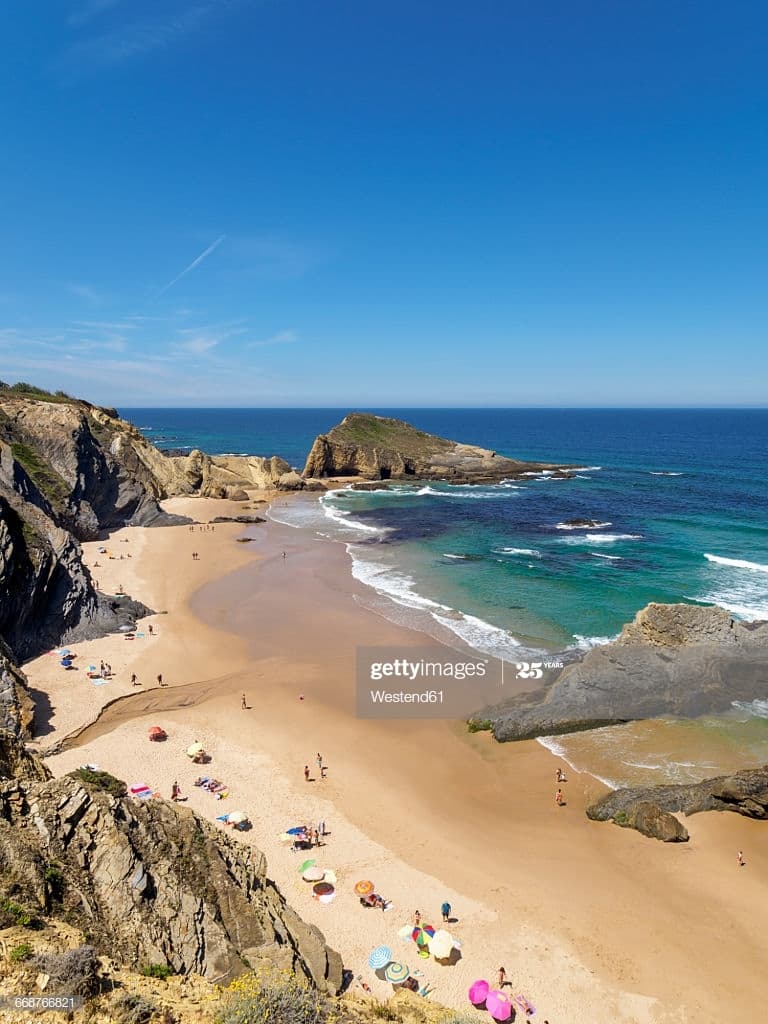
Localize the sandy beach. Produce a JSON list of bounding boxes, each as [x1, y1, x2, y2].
[[27, 494, 768, 1024]]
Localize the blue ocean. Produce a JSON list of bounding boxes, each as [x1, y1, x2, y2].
[[122, 408, 768, 651], [121, 407, 768, 785]]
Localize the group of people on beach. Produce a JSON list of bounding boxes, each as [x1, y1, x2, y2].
[[304, 753, 327, 781]]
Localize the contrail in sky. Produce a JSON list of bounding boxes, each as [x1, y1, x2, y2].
[[157, 234, 225, 295]]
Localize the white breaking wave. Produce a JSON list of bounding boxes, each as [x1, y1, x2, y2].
[[559, 533, 642, 545], [493, 547, 541, 557], [349, 552, 452, 613], [649, 471, 683, 476], [414, 485, 520, 500], [432, 610, 522, 657], [535, 737, 621, 790], [322, 503, 382, 533], [569, 634, 617, 650], [442, 553, 469, 560], [590, 552, 622, 560], [704, 553, 768, 574], [732, 699, 768, 719], [555, 520, 612, 530]]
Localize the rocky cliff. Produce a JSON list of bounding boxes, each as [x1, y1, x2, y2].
[[0, 764, 342, 989], [586, 765, 768, 841], [0, 384, 298, 663], [303, 412, 572, 482], [476, 603, 768, 742]]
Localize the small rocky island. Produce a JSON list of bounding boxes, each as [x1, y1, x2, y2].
[[303, 412, 574, 483]]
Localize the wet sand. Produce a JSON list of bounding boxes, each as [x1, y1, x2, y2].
[[32, 500, 768, 1024]]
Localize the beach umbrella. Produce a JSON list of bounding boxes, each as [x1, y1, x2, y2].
[[397, 925, 414, 941], [368, 946, 392, 970], [298, 859, 316, 874], [227, 811, 248, 825], [411, 924, 435, 946], [313, 882, 334, 896], [486, 990, 512, 1022], [287, 826, 306, 835], [429, 929, 455, 960], [354, 880, 374, 896], [303, 866, 325, 882], [186, 742, 204, 757], [148, 726, 165, 737], [468, 979, 489, 1006], [384, 962, 409, 984]]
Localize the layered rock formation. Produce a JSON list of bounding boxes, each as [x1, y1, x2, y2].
[[477, 603, 768, 742], [0, 763, 342, 989], [303, 412, 572, 483], [586, 765, 768, 840]]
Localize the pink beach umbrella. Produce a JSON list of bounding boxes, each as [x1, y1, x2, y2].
[[468, 979, 489, 1006], [486, 990, 512, 1022]]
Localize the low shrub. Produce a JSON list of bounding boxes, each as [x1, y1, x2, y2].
[[467, 718, 492, 733], [140, 963, 174, 980], [31, 945, 100, 996], [9, 942, 34, 962], [0, 899, 43, 930], [73, 768, 127, 798], [113, 992, 159, 1024], [217, 968, 331, 1024]]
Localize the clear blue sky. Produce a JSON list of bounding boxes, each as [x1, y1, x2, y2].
[[1, 1, 766, 407]]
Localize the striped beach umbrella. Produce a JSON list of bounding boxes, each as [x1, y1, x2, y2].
[[384, 962, 409, 984], [368, 945, 392, 970]]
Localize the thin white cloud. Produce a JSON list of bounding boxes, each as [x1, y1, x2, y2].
[[247, 329, 298, 348], [69, 319, 137, 330], [67, 282, 103, 304], [157, 235, 226, 296], [68, 0, 123, 27], [64, 1, 242, 69]]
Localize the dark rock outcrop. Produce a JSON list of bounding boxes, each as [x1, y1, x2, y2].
[[587, 765, 768, 840], [303, 413, 572, 483], [479, 604, 768, 742], [0, 744, 342, 991]]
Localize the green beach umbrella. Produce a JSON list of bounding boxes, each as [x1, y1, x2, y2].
[[298, 859, 316, 874]]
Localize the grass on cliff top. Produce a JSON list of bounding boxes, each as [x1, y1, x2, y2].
[[0, 382, 76, 404], [73, 767, 127, 798], [10, 442, 71, 512], [328, 413, 453, 454]]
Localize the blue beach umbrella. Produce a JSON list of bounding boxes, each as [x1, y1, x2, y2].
[[368, 946, 392, 970], [287, 827, 305, 835]]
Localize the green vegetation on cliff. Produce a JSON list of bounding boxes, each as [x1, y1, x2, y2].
[[10, 441, 70, 511], [328, 414, 452, 454]]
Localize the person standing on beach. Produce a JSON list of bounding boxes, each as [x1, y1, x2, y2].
[[414, 909, 421, 926], [497, 966, 507, 990], [304, 765, 310, 782], [148, 624, 153, 635], [171, 781, 180, 801], [131, 673, 138, 686], [241, 693, 247, 710], [441, 901, 451, 922], [738, 850, 745, 866], [316, 752, 323, 776], [555, 788, 564, 806], [157, 673, 165, 687]]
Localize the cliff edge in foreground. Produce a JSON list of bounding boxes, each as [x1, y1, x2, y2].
[[303, 412, 572, 483]]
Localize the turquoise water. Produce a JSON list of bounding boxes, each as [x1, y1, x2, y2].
[[123, 408, 768, 655], [122, 407, 768, 783]]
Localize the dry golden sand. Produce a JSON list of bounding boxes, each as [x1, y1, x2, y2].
[[27, 495, 768, 1024]]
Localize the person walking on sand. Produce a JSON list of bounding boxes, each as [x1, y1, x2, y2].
[[157, 673, 165, 687], [413, 909, 421, 926], [441, 901, 451, 922], [304, 765, 310, 782], [241, 693, 247, 710], [555, 788, 564, 806], [171, 781, 180, 802], [148, 624, 154, 636], [738, 850, 745, 866], [316, 752, 323, 776], [131, 673, 138, 686], [497, 966, 507, 990]]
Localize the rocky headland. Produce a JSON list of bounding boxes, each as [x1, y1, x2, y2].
[[586, 765, 768, 842], [474, 603, 768, 742], [303, 412, 574, 483]]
